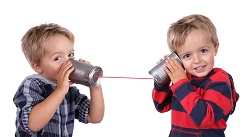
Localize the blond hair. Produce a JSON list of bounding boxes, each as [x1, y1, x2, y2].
[[167, 14, 219, 52], [21, 23, 75, 65]]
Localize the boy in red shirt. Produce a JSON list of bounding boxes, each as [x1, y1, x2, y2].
[[152, 14, 239, 137]]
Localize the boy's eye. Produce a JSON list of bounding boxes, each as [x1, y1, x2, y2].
[[68, 53, 74, 57], [183, 54, 190, 59], [54, 56, 61, 61], [201, 49, 208, 53]]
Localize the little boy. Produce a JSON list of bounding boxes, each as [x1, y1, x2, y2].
[[152, 14, 239, 137], [13, 23, 105, 137]]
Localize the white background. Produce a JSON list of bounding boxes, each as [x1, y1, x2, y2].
[[0, 0, 248, 136]]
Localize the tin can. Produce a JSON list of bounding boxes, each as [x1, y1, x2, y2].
[[148, 52, 182, 86], [68, 59, 103, 87]]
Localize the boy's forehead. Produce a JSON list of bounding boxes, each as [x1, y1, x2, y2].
[[177, 30, 212, 50], [43, 43, 74, 56], [44, 44, 74, 52]]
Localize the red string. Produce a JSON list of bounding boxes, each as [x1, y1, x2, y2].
[[96, 75, 153, 79]]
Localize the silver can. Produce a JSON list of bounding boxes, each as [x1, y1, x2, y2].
[[68, 59, 103, 87], [148, 52, 182, 86]]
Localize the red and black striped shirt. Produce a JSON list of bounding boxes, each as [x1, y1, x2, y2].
[[152, 68, 239, 137]]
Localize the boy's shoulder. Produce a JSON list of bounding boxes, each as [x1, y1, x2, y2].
[[22, 74, 56, 86], [17, 74, 57, 92], [213, 67, 227, 73], [211, 68, 233, 82], [19, 74, 79, 93], [213, 68, 231, 76]]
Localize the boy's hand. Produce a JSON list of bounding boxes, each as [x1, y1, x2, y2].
[[157, 54, 168, 64], [164, 57, 186, 84], [57, 61, 75, 93]]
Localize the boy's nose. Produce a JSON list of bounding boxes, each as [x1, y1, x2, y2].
[[65, 57, 75, 61], [193, 55, 201, 64]]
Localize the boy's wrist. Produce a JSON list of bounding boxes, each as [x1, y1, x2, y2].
[[154, 82, 169, 91], [89, 84, 101, 89]]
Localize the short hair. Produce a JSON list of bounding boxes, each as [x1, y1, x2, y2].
[[167, 14, 219, 52], [21, 23, 75, 65]]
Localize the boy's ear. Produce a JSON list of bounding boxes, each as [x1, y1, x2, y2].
[[215, 43, 219, 56], [31, 62, 42, 74]]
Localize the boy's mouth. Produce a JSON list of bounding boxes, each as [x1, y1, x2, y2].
[[194, 65, 206, 72], [194, 65, 205, 70]]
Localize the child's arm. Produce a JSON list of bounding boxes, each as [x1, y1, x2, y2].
[[152, 56, 183, 113], [152, 82, 172, 113], [87, 85, 105, 123], [171, 72, 238, 127], [28, 61, 74, 132], [28, 86, 68, 132]]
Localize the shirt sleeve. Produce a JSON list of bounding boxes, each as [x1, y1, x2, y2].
[[152, 82, 173, 113], [71, 87, 90, 124], [13, 78, 45, 134]]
